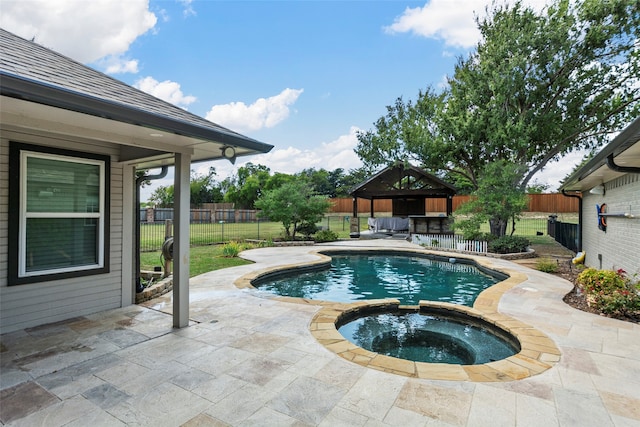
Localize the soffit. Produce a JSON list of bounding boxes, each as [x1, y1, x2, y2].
[[561, 117, 640, 192]]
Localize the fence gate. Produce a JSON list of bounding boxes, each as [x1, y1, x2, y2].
[[554, 221, 579, 253]]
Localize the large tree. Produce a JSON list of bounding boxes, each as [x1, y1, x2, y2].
[[357, 0, 639, 188], [148, 168, 222, 207], [190, 167, 223, 206], [222, 163, 272, 209], [356, 0, 639, 234]]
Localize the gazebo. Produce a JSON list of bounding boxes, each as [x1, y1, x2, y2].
[[349, 163, 457, 237]]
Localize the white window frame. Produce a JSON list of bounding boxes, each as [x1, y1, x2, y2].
[[18, 150, 106, 278]]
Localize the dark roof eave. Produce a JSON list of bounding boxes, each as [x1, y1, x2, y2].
[[350, 164, 457, 196], [0, 72, 274, 153], [353, 191, 455, 200], [560, 116, 640, 190]]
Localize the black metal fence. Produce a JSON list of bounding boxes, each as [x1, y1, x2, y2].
[[139, 213, 577, 252], [548, 219, 579, 253], [139, 216, 354, 252]]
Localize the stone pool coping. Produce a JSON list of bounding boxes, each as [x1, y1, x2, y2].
[[234, 247, 561, 382]]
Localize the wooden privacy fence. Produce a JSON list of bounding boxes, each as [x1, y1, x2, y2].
[[140, 194, 578, 224], [329, 193, 578, 214]]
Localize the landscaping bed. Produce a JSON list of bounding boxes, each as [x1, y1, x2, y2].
[[515, 237, 639, 324]]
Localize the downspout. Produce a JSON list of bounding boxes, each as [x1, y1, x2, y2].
[[561, 189, 582, 252], [606, 154, 640, 173], [135, 166, 169, 293]]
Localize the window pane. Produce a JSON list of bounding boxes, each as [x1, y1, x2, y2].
[[25, 218, 98, 272], [26, 157, 101, 213]]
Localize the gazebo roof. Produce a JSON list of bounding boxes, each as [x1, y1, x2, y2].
[[350, 164, 456, 200]]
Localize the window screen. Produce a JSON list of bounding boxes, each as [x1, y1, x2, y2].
[[9, 143, 110, 284]]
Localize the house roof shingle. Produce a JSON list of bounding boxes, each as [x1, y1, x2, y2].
[[0, 28, 273, 160]]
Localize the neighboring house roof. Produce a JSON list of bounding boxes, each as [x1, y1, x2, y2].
[[351, 163, 456, 200], [561, 117, 640, 192], [0, 28, 273, 167]]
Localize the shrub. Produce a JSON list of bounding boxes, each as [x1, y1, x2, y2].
[[315, 229, 339, 243], [488, 236, 530, 254], [536, 258, 558, 273], [221, 241, 242, 257], [576, 268, 640, 316], [295, 222, 318, 239], [576, 268, 625, 294]]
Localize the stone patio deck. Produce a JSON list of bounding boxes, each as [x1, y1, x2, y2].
[[1, 239, 639, 426]]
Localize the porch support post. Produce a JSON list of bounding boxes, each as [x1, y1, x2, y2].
[[173, 152, 191, 328], [370, 199, 374, 218], [447, 195, 453, 216]]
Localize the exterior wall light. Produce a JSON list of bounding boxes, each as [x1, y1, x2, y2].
[[590, 184, 605, 195], [221, 146, 236, 164]]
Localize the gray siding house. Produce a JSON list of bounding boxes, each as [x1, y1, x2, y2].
[[0, 29, 273, 333], [561, 117, 640, 274]]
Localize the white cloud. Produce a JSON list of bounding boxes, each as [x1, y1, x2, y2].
[[103, 57, 140, 74], [0, 0, 156, 65], [226, 126, 363, 176], [385, 0, 550, 48], [179, 0, 196, 17], [134, 76, 196, 108], [385, 0, 485, 48], [205, 88, 304, 132]]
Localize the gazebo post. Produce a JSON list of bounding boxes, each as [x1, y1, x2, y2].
[[447, 195, 453, 216], [370, 199, 374, 218], [350, 197, 360, 238]]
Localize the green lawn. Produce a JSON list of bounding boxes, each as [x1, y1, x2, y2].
[[140, 217, 359, 251], [140, 244, 252, 277]]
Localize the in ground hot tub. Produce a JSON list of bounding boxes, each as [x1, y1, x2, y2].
[[337, 304, 520, 365]]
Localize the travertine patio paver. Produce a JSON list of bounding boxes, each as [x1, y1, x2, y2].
[[1, 239, 639, 426]]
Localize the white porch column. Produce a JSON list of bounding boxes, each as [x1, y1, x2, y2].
[[173, 152, 191, 328]]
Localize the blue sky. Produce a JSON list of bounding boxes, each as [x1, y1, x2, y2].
[[2, 0, 581, 200]]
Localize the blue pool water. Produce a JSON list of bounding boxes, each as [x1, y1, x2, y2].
[[338, 311, 519, 364], [254, 254, 499, 306]]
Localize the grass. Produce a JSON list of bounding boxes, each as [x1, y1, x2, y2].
[[526, 234, 575, 257], [141, 215, 575, 251], [140, 244, 252, 277], [140, 216, 359, 251]]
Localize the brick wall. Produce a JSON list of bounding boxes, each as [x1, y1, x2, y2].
[[582, 174, 640, 274]]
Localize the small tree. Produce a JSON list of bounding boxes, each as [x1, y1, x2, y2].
[[455, 161, 528, 237], [255, 181, 332, 240]]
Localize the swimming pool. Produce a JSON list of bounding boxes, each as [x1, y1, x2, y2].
[[252, 252, 504, 306]]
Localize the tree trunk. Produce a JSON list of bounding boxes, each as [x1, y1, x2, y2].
[[489, 218, 507, 236]]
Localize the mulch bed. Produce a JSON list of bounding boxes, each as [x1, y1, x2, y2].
[[552, 260, 639, 324]]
